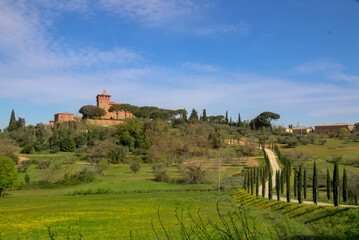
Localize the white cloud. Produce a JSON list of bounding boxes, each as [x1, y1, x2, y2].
[[295, 60, 343, 73], [193, 22, 250, 35]]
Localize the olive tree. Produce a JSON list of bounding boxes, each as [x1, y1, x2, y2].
[[0, 156, 18, 197]]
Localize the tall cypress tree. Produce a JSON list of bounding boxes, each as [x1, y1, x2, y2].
[[281, 167, 285, 194], [250, 168, 254, 195], [343, 168, 348, 202], [262, 167, 266, 197], [202, 109, 207, 122], [8, 109, 18, 132], [269, 166, 273, 200], [247, 170, 250, 193], [294, 169, 297, 197], [313, 161, 318, 205], [333, 161, 340, 206], [244, 171, 247, 191], [327, 168, 331, 200], [286, 164, 291, 202], [225, 110, 229, 124], [237, 113, 241, 127], [276, 171, 280, 201], [303, 168, 307, 199], [256, 168, 260, 197], [298, 165, 303, 204]]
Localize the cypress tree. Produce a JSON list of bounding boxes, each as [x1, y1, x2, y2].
[[327, 168, 331, 200], [294, 169, 297, 197], [269, 166, 273, 200], [237, 113, 241, 127], [247, 171, 250, 193], [202, 109, 207, 122], [8, 109, 18, 132], [244, 171, 247, 191], [281, 167, 285, 194], [333, 161, 340, 206], [262, 167, 266, 197], [225, 110, 229, 124], [276, 171, 280, 201], [256, 168, 260, 197], [313, 161, 318, 205], [303, 168, 307, 199], [298, 165, 303, 204], [250, 168, 254, 195], [286, 164, 291, 202], [343, 168, 348, 202]]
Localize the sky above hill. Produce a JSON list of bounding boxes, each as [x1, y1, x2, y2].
[[1, 0, 359, 129]]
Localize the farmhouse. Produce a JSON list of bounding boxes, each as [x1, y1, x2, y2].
[[315, 123, 355, 135], [285, 126, 313, 134]]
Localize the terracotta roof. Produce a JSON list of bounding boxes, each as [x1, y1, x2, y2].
[[315, 123, 349, 127], [57, 112, 74, 115]]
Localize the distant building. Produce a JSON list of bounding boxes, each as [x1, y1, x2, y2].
[[49, 112, 75, 127], [285, 126, 313, 134], [96, 90, 133, 120], [315, 123, 355, 135]]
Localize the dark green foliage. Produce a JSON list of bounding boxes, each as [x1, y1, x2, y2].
[[21, 143, 34, 154], [313, 161, 318, 204], [280, 167, 285, 194], [62, 168, 96, 185], [243, 171, 247, 190], [294, 169, 297, 197], [250, 168, 254, 195], [256, 168, 259, 197], [208, 131, 223, 149], [268, 166, 273, 200], [343, 168, 348, 202], [262, 167, 266, 197], [276, 170, 280, 201], [247, 170, 250, 193], [333, 161, 340, 206], [303, 168, 307, 199], [37, 161, 51, 170], [286, 164, 291, 202], [59, 137, 76, 152], [116, 118, 145, 150], [298, 165, 303, 204], [79, 105, 106, 119], [250, 111, 280, 130], [225, 110, 229, 124], [237, 113, 241, 127], [188, 109, 199, 123], [327, 168, 331, 200], [202, 109, 207, 122], [8, 109, 18, 132], [24, 173, 30, 184], [17, 160, 31, 173]]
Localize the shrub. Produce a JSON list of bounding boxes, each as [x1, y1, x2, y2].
[[61, 157, 76, 165], [17, 160, 31, 173], [49, 147, 60, 154], [317, 138, 327, 145], [328, 132, 337, 138], [130, 162, 141, 173], [37, 160, 51, 170], [152, 164, 169, 182], [332, 155, 343, 163], [21, 144, 34, 154], [97, 159, 109, 175], [62, 168, 96, 185], [59, 138, 76, 152], [285, 136, 298, 148], [181, 164, 207, 184], [24, 173, 30, 184], [52, 163, 61, 170]]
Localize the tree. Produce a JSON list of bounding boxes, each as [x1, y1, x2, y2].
[[298, 165, 303, 204], [256, 168, 259, 197], [8, 109, 18, 132], [182, 164, 207, 184], [244, 171, 247, 191], [25, 173, 30, 184], [225, 111, 229, 124], [250, 168, 254, 195], [343, 168, 348, 202], [294, 169, 297, 197], [17, 117, 26, 128], [79, 105, 106, 119], [202, 109, 207, 122], [276, 170, 280, 201], [250, 111, 280, 130], [188, 109, 199, 123], [354, 123, 359, 131], [303, 168, 307, 199], [333, 161, 340, 206], [348, 174, 359, 204], [0, 156, 18, 197], [130, 162, 141, 173], [262, 167, 266, 197], [108, 104, 136, 119], [313, 161, 318, 204], [97, 159, 109, 175], [268, 166, 273, 200], [237, 113, 242, 127], [286, 164, 291, 202], [327, 168, 331, 200]]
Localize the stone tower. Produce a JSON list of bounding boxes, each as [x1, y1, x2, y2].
[[96, 90, 111, 112]]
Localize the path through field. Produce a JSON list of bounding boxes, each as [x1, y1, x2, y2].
[[261, 147, 358, 208]]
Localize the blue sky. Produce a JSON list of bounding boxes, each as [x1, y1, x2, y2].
[[1, 0, 359, 129]]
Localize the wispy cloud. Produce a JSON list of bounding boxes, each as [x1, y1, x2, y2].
[[295, 59, 343, 73], [193, 22, 250, 35]]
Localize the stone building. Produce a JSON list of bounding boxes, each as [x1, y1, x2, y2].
[[285, 126, 313, 134], [315, 123, 355, 135], [96, 90, 133, 119], [49, 112, 75, 127]]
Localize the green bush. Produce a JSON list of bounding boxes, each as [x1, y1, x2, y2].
[[62, 168, 96, 185], [59, 138, 76, 152], [152, 164, 169, 182], [130, 162, 141, 173], [21, 144, 34, 154]]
